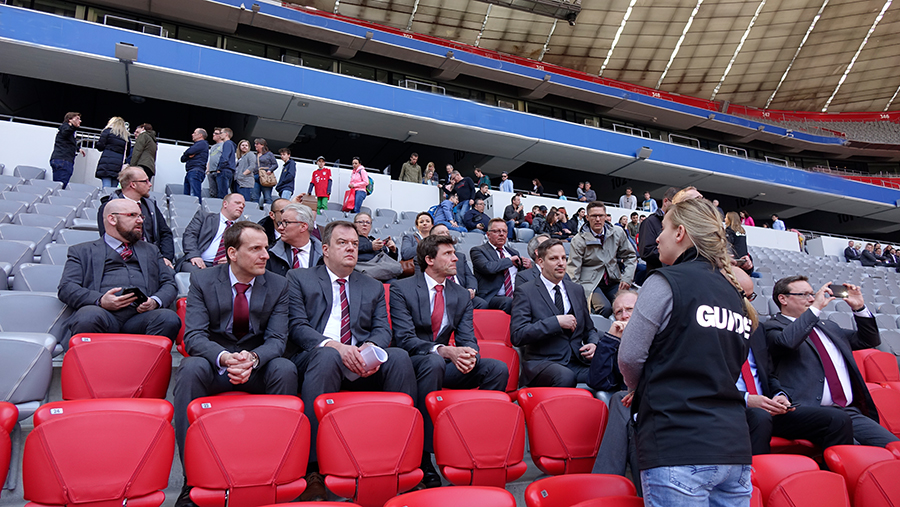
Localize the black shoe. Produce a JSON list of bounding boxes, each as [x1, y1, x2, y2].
[[299, 471, 327, 501], [174, 484, 196, 507], [420, 456, 442, 489]]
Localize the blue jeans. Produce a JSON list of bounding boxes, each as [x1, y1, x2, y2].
[[280, 189, 293, 200], [456, 200, 471, 225], [352, 190, 366, 213], [216, 171, 234, 198], [506, 220, 529, 239], [50, 159, 74, 189], [100, 177, 117, 188], [255, 180, 273, 208], [237, 187, 253, 202], [641, 465, 752, 507], [436, 221, 467, 233], [184, 171, 204, 203], [207, 172, 218, 199]]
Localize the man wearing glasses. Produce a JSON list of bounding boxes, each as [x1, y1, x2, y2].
[[258, 197, 290, 247], [764, 276, 898, 447], [266, 203, 322, 277], [179, 193, 246, 273], [58, 199, 180, 340], [96, 165, 175, 268], [470, 218, 532, 314]]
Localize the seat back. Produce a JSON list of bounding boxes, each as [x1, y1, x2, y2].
[[425, 389, 511, 421], [0, 224, 52, 254], [767, 470, 850, 507], [473, 309, 512, 345], [0, 401, 18, 498], [12, 263, 65, 291], [0, 291, 71, 344], [429, 394, 526, 487], [853, 349, 900, 383], [517, 388, 608, 475], [0, 335, 53, 420], [185, 395, 309, 507], [62, 334, 173, 399], [888, 441, 900, 460], [14, 166, 46, 180], [854, 459, 900, 507], [751, 453, 819, 505], [313, 391, 413, 420], [524, 474, 636, 507], [40, 243, 70, 265], [24, 399, 174, 507], [384, 485, 516, 507], [868, 386, 900, 438], [824, 445, 895, 500], [316, 395, 423, 507], [57, 228, 100, 245], [478, 342, 520, 399]]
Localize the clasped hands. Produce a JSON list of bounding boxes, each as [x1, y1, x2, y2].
[[219, 350, 258, 385]]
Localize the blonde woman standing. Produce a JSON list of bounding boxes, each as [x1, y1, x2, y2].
[[95, 116, 130, 187]]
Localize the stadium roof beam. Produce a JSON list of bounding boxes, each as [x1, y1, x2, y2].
[[474, 4, 492, 47], [656, 0, 704, 90], [538, 19, 557, 61], [473, 0, 581, 22], [599, 0, 638, 77], [765, 0, 828, 110], [710, 0, 766, 101], [406, 0, 420, 31]]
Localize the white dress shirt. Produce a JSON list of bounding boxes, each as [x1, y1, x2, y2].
[[494, 244, 519, 296], [215, 267, 256, 374], [200, 213, 233, 264], [320, 267, 355, 346], [540, 273, 571, 314]]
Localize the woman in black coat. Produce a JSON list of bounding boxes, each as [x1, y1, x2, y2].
[[94, 116, 130, 187]]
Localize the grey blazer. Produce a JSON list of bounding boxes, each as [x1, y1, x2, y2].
[[470, 242, 523, 303], [266, 237, 323, 277], [58, 238, 177, 309], [389, 273, 476, 356], [287, 265, 391, 353], [184, 264, 289, 369], [182, 210, 221, 260], [763, 310, 881, 421], [511, 276, 599, 385]]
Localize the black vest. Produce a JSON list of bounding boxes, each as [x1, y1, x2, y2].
[[633, 250, 751, 470]]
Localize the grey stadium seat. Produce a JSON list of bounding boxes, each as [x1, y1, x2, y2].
[[10, 185, 50, 199], [590, 314, 612, 334], [175, 272, 191, 297], [0, 291, 71, 353], [375, 208, 398, 223], [26, 179, 62, 193], [33, 203, 77, 227], [40, 244, 70, 265], [878, 303, 898, 315], [875, 314, 898, 330], [0, 240, 35, 275], [0, 263, 7, 291], [45, 195, 87, 210], [56, 188, 94, 202], [169, 194, 199, 206], [12, 263, 64, 292], [13, 165, 46, 180], [56, 228, 100, 245], [0, 175, 24, 188], [327, 201, 343, 211], [14, 213, 65, 238], [322, 210, 346, 222], [0, 200, 26, 221], [828, 312, 856, 331], [203, 198, 224, 213], [0, 224, 52, 255], [0, 191, 42, 211], [0, 334, 52, 421], [400, 211, 418, 220], [64, 182, 99, 199]]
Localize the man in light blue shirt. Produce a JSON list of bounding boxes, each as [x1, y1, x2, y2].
[[771, 214, 786, 231], [499, 171, 514, 193]]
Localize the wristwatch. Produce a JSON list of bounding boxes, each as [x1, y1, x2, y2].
[[250, 351, 260, 369]]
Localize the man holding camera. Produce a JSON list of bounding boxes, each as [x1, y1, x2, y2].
[[470, 218, 532, 314]]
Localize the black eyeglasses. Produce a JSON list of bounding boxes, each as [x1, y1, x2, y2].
[[742, 291, 757, 302], [277, 220, 304, 227], [786, 292, 816, 299], [111, 212, 144, 219]]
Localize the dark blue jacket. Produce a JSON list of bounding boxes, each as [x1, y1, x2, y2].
[[94, 128, 130, 180], [50, 122, 78, 162], [216, 139, 236, 173], [276, 159, 295, 194], [181, 140, 209, 172]]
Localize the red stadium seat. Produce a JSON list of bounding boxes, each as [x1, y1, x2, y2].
[[868, 386, 900, 438], [314, 392, 423, 507], [824, 445, 895, 500], [473, 309, 512, 345], [570, 497, 645, 507], [476, 341, 520, 400], [769, 436, 818, 456], [23, 399, 174, 507], [751, 453, 820, 505], [888, 440, 900, 459], [751, 486, 763, 507], [524, 474, 637, 507], [62, 333, 172, 399], [854, 349, 900, 389], [185, 395, 309, 507], [383, 485, 517, 507], [256, 504, 361, 507], [517, 388, 608, 475], [176, 297, 188, 357], [425, 390, 526, 487], [0, 402, 17, 499], [766, 470, 850, 507], [854, 459, 900, 507]]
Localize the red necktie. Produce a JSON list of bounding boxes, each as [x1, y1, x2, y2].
[[741, 361, 758, 395], [292, 247, 301, 269], [497, 247, 513, 297], [337, 279, 351, 344], [213, 221, 234, 264], [432, 285, 444, 341], [120, 243, 133, 261], [233, 283, 250, 338], [808, 328, 848, 407]]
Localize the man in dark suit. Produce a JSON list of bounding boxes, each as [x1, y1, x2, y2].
[[859, 243, 881, 267], [179, 193, 245, 272], [511, 238, 598, 387], [58, 199, 180, 340], [430, 223, 486, 309], [97, 166, 175, 267], [171, 221, 297, 506], [764, 275, 898, 447], [287, 220, 416, 501], [390, 233, 509, 489], [258, 197, 290, 247], [844, 241, 860, 262], [471, 218, 532, 313], [266, 203, 322, 277]]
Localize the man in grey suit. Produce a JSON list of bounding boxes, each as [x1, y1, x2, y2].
[[511, 238, 599, 387], [287, 220, 416, 501], [178, 193, 245, 273], [764, 275, 898, 447], [171, 221, 298, 506], [266, 203, 322, 277], [58, 199, 180, 340], [429, 223, 486, 309], [470, 218, 532, 314], [390, 233, 509, 488]]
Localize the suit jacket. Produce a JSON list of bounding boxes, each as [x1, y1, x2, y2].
[[860, 250, 880, 267], [58, 238, 177, 309], [470, 242, 522, 302], [266, 237, 323, 277], [567, 223, 637, 300], [453, 252, 478, 292], [745, 326, 783, 398], [287, 265, 391, 353], [511, 276, 600, 385], [844, 247, 860, 262], [182, 210, 222, 261], [763, 310, 881, 420], [515, 265, 570, 287], [97, 191, 175, 262], [389, 273, 476, 356], [184, 264, 289, 369]]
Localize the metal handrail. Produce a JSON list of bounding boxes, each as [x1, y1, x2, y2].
[[102, 14, 167, 37], [398, 79, 446, 95]]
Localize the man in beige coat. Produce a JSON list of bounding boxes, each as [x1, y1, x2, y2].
[[566, 201, 637, 317]]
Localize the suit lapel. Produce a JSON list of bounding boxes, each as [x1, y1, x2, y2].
[[535, 277, 557, 314], [348, 271, 362, 325], [215, 266, 232, 337], [416, 275, 431, 329], [91, 240, 106, 290], [134, 243, 151, 291], [249, 271, 266, 334], [316, 266, 333, 332]]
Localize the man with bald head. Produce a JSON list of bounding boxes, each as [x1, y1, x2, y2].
[[58, 199, 180, 340]]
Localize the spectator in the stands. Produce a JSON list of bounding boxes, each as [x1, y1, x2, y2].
[[206, 128, 222, 199], [618, 187, 637, 210], [474, 167, 490, 188], [471, 218, 531, 313], [771, 214, 786, 231], [515, 233, 550, 286], [577, 182, 585, 200], [303, 156, 332, 215], [616, 215, 628, 229], [214, 128, 237, 198], [641, 191, 657, 213], [266, 203, 321, 276], [275, 148, 295, 200], [531, 178, 544, 196], [449, 170, 476, 223], [884, 245, 899, 266], [844, 241, 860, 262], [531, 205, 549, 235], [95, 116, 130, 188], [424, 163, 438, 186], [638, 187, 677, 273], [234, 140, 256, 202], [860, 243, 880, 267], [401, 211, 433, 262], [354, 212, 397, 261], [499, 171, 514, 192], [740, 210, 755, 227], [725, 211, 754, 276], [712, 199, 725, 220], [181, 127, 208, 202], [580, 181, 597, 202], [503, 194, 528, 239], [548, 209, 573, 240], [875, 246, 896, 267], [557, 189, 567, 200], [130, 123, 157, 180], [430, 223, 486, 309], [398, 152, 421, 183], [463, 199, 491, 234], [349, 156, 369, 213], [258, 197, 290, 247], [49, 111, 83, 188], [627, 212, 640, 240], [254, 138, 278, 209], [179, 193, 246, 273], [568, 207, 587, 234], [474, 183, 491, 202], [434, 193, 467, 232]]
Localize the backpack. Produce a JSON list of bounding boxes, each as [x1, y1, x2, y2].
[[366, 176, 374, 195]]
